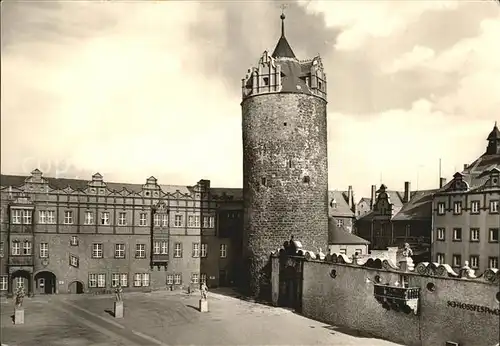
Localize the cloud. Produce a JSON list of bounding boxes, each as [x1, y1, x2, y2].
[[299, 0, 461, 51], [381, 13, 500, 118]]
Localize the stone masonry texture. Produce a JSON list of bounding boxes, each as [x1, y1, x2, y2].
[[242, 92, 329, 298]]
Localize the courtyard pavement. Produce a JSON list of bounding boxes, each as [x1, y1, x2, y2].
[[1, 289, 402, 346]]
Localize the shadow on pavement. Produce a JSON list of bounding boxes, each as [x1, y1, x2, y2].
[[186, 304, 200, 312], [104, 309, 115, 317]]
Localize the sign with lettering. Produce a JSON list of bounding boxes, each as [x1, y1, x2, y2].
[[447, 301, 499, 316]]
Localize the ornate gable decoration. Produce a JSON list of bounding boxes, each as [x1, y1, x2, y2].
[[446, 172, 469, 192], [484, 167, 500, 189], [374, 184, 392, 216], [88, 172, 106, 188]]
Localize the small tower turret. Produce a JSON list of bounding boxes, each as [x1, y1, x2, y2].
[[485, 121, 500, 155]]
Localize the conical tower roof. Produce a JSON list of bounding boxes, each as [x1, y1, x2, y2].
[[271, 13, 296, 59]]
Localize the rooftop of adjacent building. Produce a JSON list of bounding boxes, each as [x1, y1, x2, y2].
[[328, 217, 370, 245]]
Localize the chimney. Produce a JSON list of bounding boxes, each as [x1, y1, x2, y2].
[[347, 185, 353, 210], [370, 185, 376, 209], [439, 177, 447, 188], [463, 164, 468, 171], [404, 181, 411, 203]]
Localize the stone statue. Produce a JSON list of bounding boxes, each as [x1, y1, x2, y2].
[[200, 282, 208, 300], [402, 243, 413, 257], [114, 284, 123, 302], [15, 287, 25, 309]]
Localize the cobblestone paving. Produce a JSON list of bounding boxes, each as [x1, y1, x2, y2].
[[1, 290, 402, 346]]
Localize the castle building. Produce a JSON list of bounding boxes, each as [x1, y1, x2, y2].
[[431, 122, 500, 273], [241, 13, 329, 298], [0, 171, 243, 296], [355, 182, 435, 264]]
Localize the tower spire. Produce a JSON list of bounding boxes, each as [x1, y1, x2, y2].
[[280, 5, 286, 37]]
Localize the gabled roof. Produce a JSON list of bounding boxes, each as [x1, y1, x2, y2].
[[328, 190, 354, 217], [328, 218, 370, 245], [356, 189, 405, 222], [487, 122, 500, 140], [392, 189, 437, 221], [358, 197, 371, 204]]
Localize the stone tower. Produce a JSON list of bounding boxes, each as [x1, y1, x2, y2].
[[241, 13, 329, 299]]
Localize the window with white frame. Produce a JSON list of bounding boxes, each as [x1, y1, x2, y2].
[[101, 212, 110, 225], [11, 240, 20, 255], [115, 244, 125, 258], [23, 240, 32, 255], [135, 244, 146, 258], [200, 273, 207, 284], [0, 276, 7, 291], [437, 202, 445, 215], [488, 257, 498, 269], [40, 243, 48, 258], [220, 244, 227, 258], [161, 214, 168, 227], [203, 216, 209, 228], [64, 211, 73, 224], [0, 242, 3, 257], [154, 214, 161, 227], [437, 253, 445, 264], [191, 273, 199, 284], [120, 273, 128, 287], [39, 210, 47, 224], [153, 241, 161, 254], [436, 228, 445, 240], [470, 228, 480, 242], [489, 228, 499, 242], [471, 201, 480, 214], [12, 210, 21, 224], [192, 243, 200, 257], [84, 211, 94, 225], [469, 255, 479, 269], [490, 200, 499, 213], [47, 211, 55, 224], [201, 243, 208, 258], [23, 210, 32, 224], [453, 201, 462, 215], [174, 273, 182, 285], [174, 243, 182, 258], [174, 215, 183, 227], [194, 215, 200, 227], [70, 255, 79, 268], [118, 212, 126, 226], [139, 213, 147, 226], [188, 215, 194, 227], [452, 254, 461, 267], [133, 273, 150, 287], [88, 274, 97, 288], [166, 274, 174, 285], [452, 228, 462, 241], [97, 273, 106, 288], [70, 235, 78, 246], [209, 216, 214, 228], [161, 241, 168, 254], [92, 243, 103, 258], [336, 219, 344, 227]]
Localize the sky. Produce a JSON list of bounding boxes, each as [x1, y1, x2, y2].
[[1, 0, 499, 200]]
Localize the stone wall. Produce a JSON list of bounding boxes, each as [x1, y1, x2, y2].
[[271, 249, 500, 346], [242, 92, 329, 298]]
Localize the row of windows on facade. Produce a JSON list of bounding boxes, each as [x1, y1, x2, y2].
[[435, 227, 499, 242], [1, 239, 228, 259], [0, 271, 208, 292], [9, 210, 215, 228], [436, 200, 499, 215], [435, 253, 498, 269]]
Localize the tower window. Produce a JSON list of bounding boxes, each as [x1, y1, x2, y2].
[[288, 160, 292, 168], [318, 81, 323, 90], [303, 176, 310, 183], [283, 122, 287, 126], [263, 77, 269, 86], [261, 177, 267, 186]]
